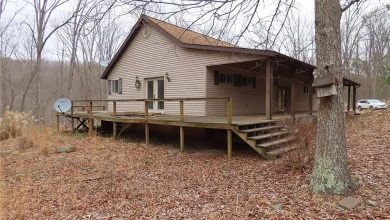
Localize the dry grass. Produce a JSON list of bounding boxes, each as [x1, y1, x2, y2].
[[1, 110, 390, 219], [284, 118, 316, 170], [0, 109, 35, 139]]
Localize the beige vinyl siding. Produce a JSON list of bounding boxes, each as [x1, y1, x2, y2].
[[206, 71, 316, 115], [107, 25, 258, 116], [292, 83, 319, 112], [205, 68, 266, 115], [295, 82, 312, 112]]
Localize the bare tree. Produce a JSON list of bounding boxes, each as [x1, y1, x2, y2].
[[19, 32, 38, 112], [0, 0, 21, 114], [277, 12, 315, 63], [341, 2, 365, 78], [78, 10, 123, 99], [362, 8, 390, 98], [23, 0, 77, 117], [57, 0, 104, 97]]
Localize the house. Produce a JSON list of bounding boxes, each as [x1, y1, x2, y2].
[[101, 15, 322, 118], [70, 15, 360, 158]]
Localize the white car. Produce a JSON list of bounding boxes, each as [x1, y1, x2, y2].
[[357, 99, 388, 111]]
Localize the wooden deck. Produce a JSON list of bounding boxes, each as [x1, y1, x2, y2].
[[64, 111, 312, 129], [57, 97, 314, 159]]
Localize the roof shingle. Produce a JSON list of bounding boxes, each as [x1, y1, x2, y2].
[[146, 16, 234, 48]]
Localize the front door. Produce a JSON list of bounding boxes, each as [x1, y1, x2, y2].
[[146, 78, 165, 112]]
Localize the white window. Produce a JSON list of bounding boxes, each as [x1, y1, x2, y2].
[[108, 78, 122, 94]]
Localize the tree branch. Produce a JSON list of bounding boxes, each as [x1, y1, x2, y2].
[[341, 0, 361, 12]]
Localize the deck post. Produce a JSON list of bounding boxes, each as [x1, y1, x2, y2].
[[71, 101, 74, 131], [113, 101, 117, 139], [352, 86, 357, 114], [179, 100, 184, 151], [227, 97, 232, 125], [227, 97, 233, 159], [88, 101, 93, 136], [144, 100, 149, 145], [290, 76, 296, 119], [227, 129, 232, 159], [56, 114, 60, 132], [347, 85, 351, 112], [265, 58, 273, 120], [309, 85, 313, 115]]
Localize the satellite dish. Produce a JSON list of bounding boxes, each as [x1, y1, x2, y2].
[[54, 98, 72, 113]]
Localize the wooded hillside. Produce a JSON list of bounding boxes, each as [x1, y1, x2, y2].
[[0, 0, 389, 120]]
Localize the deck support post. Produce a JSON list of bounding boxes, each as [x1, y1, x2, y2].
[[309, 85, 313, 115], [227, 129, 232, 159], [227, 97, 233, 159], [113, 101, 117, 139], [71, 101, 74, 131], [56, 115, 60, 132], [291, 76, 296, 119], [347, 85, 351, 112], [179, 100, 184, 151], [265, 58, 273, 120], [145, 124, 150, 144], [88, 101, 93, 136], [352, 86, 357, 114], [180, 127, 184, 152], [144, 100, 149, 145]]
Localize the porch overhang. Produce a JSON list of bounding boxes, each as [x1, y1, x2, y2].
[[343, 77, 361, 87]]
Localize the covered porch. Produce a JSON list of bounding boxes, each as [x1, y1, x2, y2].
[[343, 78, 361, 114], [207, 57, 316, 120], [206, 57, 361, 118]]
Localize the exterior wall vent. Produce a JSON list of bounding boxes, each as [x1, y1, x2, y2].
[[143, 27, 150, 38]]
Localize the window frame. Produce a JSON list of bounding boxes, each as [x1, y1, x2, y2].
[[110, 78, 122, 94]]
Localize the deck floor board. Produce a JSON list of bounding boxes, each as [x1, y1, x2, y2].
[[63, 111, 312, 128]]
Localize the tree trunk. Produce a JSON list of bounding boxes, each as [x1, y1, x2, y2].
[[310, 0, 353, 195], [0, 58, 6, 115], [34, 52, 42, 117]]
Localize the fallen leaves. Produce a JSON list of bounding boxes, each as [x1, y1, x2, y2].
[[0, 110, 389, 219]]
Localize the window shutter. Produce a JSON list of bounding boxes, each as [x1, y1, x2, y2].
[[214, 70, 220, 85], [108, 80, 111, 95], [118, 78, 122, 94]]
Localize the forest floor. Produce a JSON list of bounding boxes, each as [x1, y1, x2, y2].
[[1, 110, 389, 219]]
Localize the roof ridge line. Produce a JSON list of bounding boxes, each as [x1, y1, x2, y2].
[[142, 15, 236, 48]]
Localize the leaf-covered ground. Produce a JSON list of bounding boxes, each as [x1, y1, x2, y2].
[[1, 111, 389, 219]]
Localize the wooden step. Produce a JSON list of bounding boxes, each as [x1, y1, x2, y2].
[[237, 121, 275, 130], [267, 145, 297, 157], [248, 131, 289, 141], [256, 136, 295, 148], [236, 120, 275, 127], [240, 125, 282, 133]]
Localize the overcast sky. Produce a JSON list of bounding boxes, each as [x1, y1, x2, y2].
[[3, 0, 389, 60]]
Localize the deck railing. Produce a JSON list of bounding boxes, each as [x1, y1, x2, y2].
[[60, 97, 233, 157], [70, 97, 232, 131], [70, 97, 233, 125]]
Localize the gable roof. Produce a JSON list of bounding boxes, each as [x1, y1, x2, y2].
[[146, 17, 234, 48], [101, 15, 315, 79]]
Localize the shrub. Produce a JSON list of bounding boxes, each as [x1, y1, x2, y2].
[[0, 130, 9, 141], [18, 137, 35, 149], [284, 118, 316, 170], [0, 108, 34, 140]]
